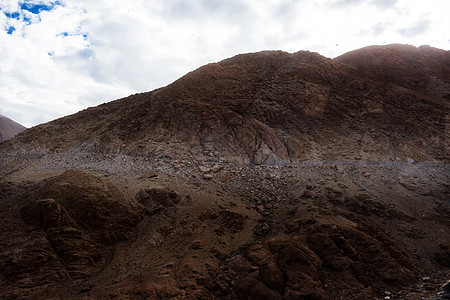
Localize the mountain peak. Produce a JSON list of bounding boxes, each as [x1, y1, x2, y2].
[[0, 114, 26, 142]]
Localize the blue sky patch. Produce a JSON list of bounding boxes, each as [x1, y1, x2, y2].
[[57, 30, 88, 40], [4, 10, 33, 25], [2, 1, 64, 30], [22, 14, 33, 24], [6, 26, 16, 34], [4, 12, 20, 19], [19, 1, 62, 15]]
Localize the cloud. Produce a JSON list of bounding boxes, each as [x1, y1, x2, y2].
[[398, 19, 431, 38], [0, 0, 449, 127], [331, 0, 398, 10], [370, 0, 398, 10], [331, 0, 363, 8], [370, 21, 392, 36]]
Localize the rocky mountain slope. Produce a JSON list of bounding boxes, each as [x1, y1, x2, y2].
[[0, 114, 26, 142], [0, 44, 449, 300], [1, 44, 448, 164]]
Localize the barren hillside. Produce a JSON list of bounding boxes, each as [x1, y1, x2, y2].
[[2, 44, 448, 164], [0, 44, 449, 300]]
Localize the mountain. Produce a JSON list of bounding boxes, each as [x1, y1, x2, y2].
[[0, 114, 26, 142], [2, 44, 448, 164], [0, 44, 449, 300]]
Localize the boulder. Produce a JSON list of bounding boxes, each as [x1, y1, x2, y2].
[[199, 166, 211, 173], [136, 187, 181, 216], [32, 170, 143, 243]]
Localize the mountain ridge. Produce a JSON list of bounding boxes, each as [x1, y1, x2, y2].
[[2, 44, 448, 164]]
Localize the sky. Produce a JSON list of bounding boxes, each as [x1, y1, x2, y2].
[[1, 0, 449, 128]]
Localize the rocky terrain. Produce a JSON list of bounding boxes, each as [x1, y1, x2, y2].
[[0, 114, 26, 142], [0, 44, 449, 299]]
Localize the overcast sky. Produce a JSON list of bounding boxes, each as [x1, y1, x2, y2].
[[1, 0, 449, 127]]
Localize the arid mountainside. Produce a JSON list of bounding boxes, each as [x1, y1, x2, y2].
[[2, 44, 448, 164], [0, 114, 26, 142], [0, 44, 449, 300]]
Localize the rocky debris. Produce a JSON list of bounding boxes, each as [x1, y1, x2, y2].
[[136, 187, 182, 216], [147, 170, 159, 178], [305, 184, 315, 190], [398, 172, 418, 191], [203, 174, 214, 180], [212, 164, 224, 173], [0, 162, 448, 299], [253, 219, 272, 237], [302, 189, 314, 198], [431, 280, 450, 299], [189, 240, 203, 250], [265, 173, 280, 181], [199, 166, 211, 173], [215, 210, 245, 235]]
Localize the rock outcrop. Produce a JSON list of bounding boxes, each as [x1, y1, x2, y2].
[[0, 170, 143, 299], [30, 170, 143, 243]]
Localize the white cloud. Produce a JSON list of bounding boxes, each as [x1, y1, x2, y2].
[[0, 0, 449, 127]]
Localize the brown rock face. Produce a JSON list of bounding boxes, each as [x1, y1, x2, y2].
[[32, 170, 143, 242], [0, 170, 143, 299], [20, 198, 101, 278], [2, 44, 448, 164], [232, 218, 416, 300], [234, 237, 328, 300], [136, 187, 181, 215]]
